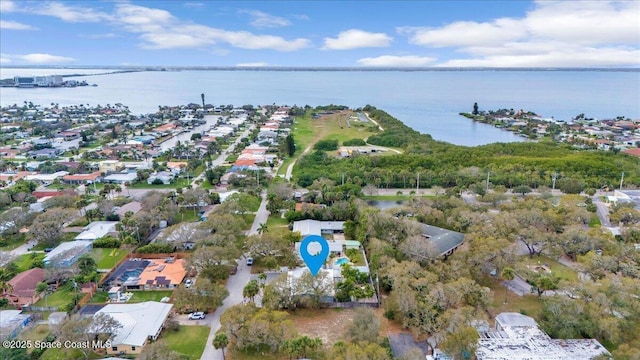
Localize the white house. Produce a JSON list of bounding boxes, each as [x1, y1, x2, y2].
[[94, 301, 173, 356], [75, 221, 119, 241]]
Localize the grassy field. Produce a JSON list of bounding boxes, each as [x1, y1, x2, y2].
[[91, 247, 128, 269], [161, 325, 209, 360], [519, 255, 578, 282], [484, 275, 544, 319], [0, 233, 26, 251], [265, 215, 291, 237], [277, 110, 379, 176]]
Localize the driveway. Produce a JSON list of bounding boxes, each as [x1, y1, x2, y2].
[[593, 200, 612, 227], [200, 192, 268, 360]]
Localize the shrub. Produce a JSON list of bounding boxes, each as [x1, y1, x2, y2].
[[92, 236, 121, 248], [342, 138, 366, 146], [313, 139, 339, 151], [136, 243, 175, 254]]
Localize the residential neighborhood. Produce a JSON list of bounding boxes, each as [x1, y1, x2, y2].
[[1, 101, 638, 360]]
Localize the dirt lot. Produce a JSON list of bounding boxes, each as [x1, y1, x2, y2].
[[291, 307, 408, 347]]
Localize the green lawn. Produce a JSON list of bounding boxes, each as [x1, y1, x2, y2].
[[34, 284, 77, 309], [0, 233, 27, 251], [520, 255, 579, 282], [88, 291, 109, 304], [160, 325, 209, 360], [12, 253, 45, 272], [484, 275, 544, 319], [91, 247, 128, 270], [128, 178, 192, 189], [177, 208, 203, 223], [128, 290, 174, 303]]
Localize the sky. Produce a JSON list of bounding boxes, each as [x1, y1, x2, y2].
[[0, 0, 639, 67]]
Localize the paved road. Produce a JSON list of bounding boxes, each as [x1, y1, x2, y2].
[[0, 239, 37, 266], [285, 145, 312, 182], [593, 199, 612, 227], [200, 192, 268, 360], [191, 125, 255, 188]]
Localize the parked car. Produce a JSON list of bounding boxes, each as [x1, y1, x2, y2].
[[188, 312, 205, 320], [246, 257, 254, 266], [185, 279, 193, 288]]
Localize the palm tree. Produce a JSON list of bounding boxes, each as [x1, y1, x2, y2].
[[213, 333, 228, 360], [501, 267, 515, 304], [257, 223, 268, 235]]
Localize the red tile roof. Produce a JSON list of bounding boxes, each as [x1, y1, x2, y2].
[[623, 148, 640, 157], [7, 268, 45, 298]]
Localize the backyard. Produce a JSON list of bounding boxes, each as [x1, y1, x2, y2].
[[91, 247, 128, 270], [34, 283, 79, 309], [159, 325, 209, 359]]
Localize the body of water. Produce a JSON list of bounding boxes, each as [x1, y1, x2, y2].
[[1, 69, 638, 146]]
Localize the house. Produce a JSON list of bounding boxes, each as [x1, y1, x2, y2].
[[43, 240, 93, 267], [75, 221, 120, 241], [25, 171, 69, 183], [114, 201, 142, 218], [2, 268, 45, 309], [29, 148, 59, 159], [0, 310, 34, 340], [623, 148, 640, 157], [152, 123, 177, 135], [98, 160, 122, 174], [103, 173, 137, 184], [475, 312, 610, 360], [292, 220, 345, 237], [102, 258, 187, 291], [94, 301, 173, 356], [613, 190, 640, 210], [165, 162, 188, 174], [420, 223, 465, 258], [63, 171, 102, 185], [147, 171, 174, 185]]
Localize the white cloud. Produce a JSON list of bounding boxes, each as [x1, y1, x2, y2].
[[400, 0, 640, 67], [80, 33, 118, 39], [236, 62, 268, 67], [27, 2, 112, 23], [0, 20, 37, 30], [291, 14, 310, 21], [399, 18, 525, 48], [0, 1, 16, 13], [357, 55, 436, 67], [3, 53, 77, 64], [0, 57, 12, 64], [242, 10, 290, 28], [323, 29, 392, 50], [183, 2, 205, 9]]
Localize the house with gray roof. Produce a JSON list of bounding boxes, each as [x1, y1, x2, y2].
[[420, 223, 464, 258], [292, 220, 345, 237]]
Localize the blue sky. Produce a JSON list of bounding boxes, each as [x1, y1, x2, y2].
[[1, 0, 638, 67]]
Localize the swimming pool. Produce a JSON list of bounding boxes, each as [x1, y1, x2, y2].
[[335, 257, 349, 266]]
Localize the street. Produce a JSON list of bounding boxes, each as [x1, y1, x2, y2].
[[199, 191, 268, 360]]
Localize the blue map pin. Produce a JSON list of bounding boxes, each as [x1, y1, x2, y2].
[[300, 235, 329, 276]]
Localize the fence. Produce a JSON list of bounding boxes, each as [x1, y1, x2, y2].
[[331, 301, 379, 308]]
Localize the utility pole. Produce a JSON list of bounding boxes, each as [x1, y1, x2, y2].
[[342, 173, 345, 185], [416, 172, 420, 193], [620, 172, 624, 190], [552, 172, 558, 191]]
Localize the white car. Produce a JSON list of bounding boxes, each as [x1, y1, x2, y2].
[[185, 279, 193, 288], [188, 312, 205, 320], [246, 257, 254, 266]]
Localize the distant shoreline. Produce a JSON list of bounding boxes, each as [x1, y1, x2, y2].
[[1, 66, 638, 73]]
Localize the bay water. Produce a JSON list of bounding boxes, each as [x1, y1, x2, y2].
[[1, 68, 638, 146]]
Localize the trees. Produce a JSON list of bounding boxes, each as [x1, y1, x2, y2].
[[220, 304, 295, 353], [500, 267, 515, 304], [243, 280, 260, 303], [284, 134, 295, 157], [29, 208, 75, 247], [440, 326, 479, 360], [213, 332, 229, 360], [344, 308, 380, 343]]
